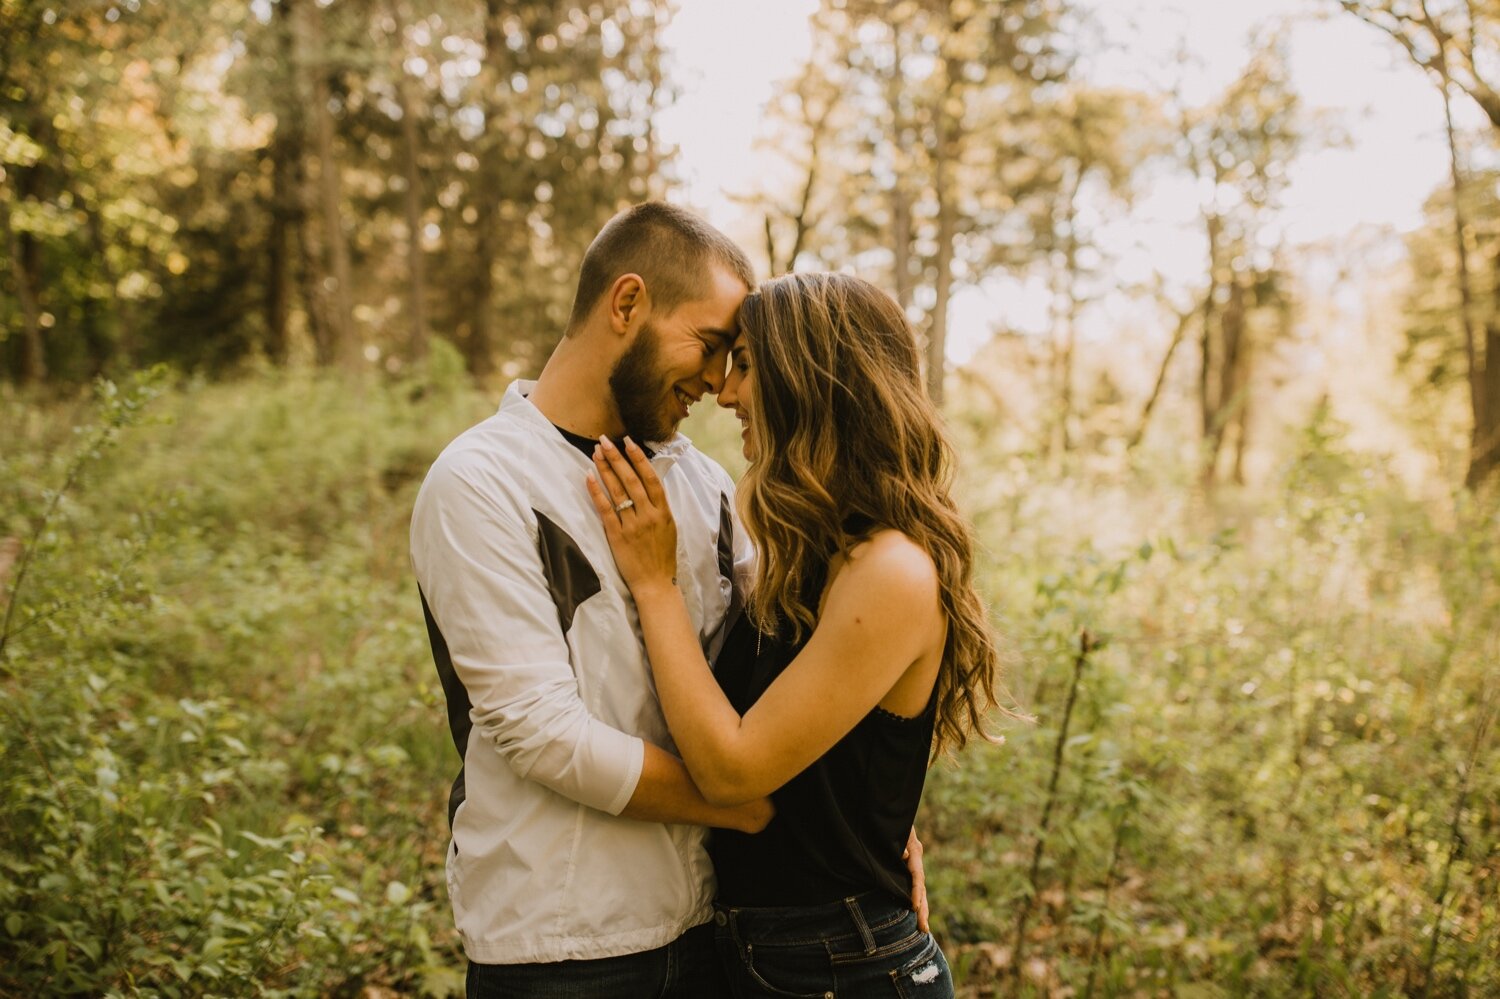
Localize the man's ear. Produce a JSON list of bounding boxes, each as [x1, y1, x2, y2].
[[607, 274, 649, 335]]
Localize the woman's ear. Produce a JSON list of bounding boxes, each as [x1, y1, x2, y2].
[[607, 273, 649, 335]]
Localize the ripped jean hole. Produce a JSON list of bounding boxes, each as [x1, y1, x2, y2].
[[910, 962, 940, 985]]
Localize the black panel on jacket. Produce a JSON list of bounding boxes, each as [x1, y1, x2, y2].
[[419, 511, 599, 833], [716, 492, 735, 584], [534, 510, 601, 635], [420, 586, 471, 830]]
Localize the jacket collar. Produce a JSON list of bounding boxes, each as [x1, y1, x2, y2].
[[499, 380, 693, 461]]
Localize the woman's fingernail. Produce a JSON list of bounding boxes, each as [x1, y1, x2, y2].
[[624, 436, 636, 450], [599, 435, 614, 449]]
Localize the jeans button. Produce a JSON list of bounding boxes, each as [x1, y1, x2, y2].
[[713, 911, 728, 926]]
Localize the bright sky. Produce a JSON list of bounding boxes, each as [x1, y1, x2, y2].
[[657, 0, 1472, 365]]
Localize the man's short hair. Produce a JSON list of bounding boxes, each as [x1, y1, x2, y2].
[[566, 202, 756, 335]]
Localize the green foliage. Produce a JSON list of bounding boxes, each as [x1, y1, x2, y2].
[[0, 368, 489, 996], [2, 370, 1497, 996], [925, 402, 1500, 996]]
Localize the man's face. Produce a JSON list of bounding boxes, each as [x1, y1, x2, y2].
[[608, 265, 747, 442]]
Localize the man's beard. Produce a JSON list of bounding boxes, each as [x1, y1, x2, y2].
[[608, 323, 674, 443]]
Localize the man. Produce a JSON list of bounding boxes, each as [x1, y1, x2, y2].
[[410, 202, 766, 997]]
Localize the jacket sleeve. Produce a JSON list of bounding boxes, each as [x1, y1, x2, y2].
[[410, 456, 644, 816]]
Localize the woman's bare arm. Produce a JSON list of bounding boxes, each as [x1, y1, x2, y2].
[[588, 437, 943, 806]]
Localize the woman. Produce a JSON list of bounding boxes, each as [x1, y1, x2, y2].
[[586, 272, 1011, 997]]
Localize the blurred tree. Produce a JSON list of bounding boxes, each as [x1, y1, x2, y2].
[[261, 0, 309, 365], [1338, 0, 1500, 487], [1402, 168, 1500, 433], [458, 1, 671, 378], [384, 0, 429, 361], [469, 0, 507, 380], [1, 1, 675, 383], [298, 0, 358, 369], [0, 1, 182, 380], [1025, 84, 1152, 456], [751, 0, 1075, 406], [1175, 37, 1305, 485], [0, 141, 45, 382], [754, 57, 841, 278]]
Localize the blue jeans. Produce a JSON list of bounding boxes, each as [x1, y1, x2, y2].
[[712, 893, 953, 998], [465, 920, 728, 998]]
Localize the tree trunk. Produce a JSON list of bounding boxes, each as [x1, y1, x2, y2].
[[264, 0, 299, 367], [81, 204, 119, 375], [265, 134, 294, 364], [1058, 163, 1083, 453], [924, 8, 972, 409], [929, 160, 955, 408], [927, 55, 964, 406], [884, 24, 914, 310], [1204, 274, 1248, 484], [784, 142, 819, 274], [270, 0, 318, 363], [765, 71, 827, 277], [468, 0, 503, 379], [1, 197, 46, 383], [389, 0, 428, 361], [1199, 307, 1216, 482], [1468, 321, 1500, 489], [1127, 300, 1196, 451], [1442, 76, 1500, 490], [891, 185, 914, 311], [1198, 208, 1224, 484], [642, 4, 665, 201], [298, 0, 356, 369], [1230, 340, 1252, 486], [1442, 80, 1481, 445]]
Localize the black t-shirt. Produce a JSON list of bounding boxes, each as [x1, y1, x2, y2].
[[552, 424, 653, 460], [708, 613, 936, 907]]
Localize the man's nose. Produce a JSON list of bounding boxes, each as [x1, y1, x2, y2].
[[702, 357, 727, 394]]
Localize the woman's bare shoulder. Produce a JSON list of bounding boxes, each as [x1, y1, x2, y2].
[[837, 529, 940, 610]]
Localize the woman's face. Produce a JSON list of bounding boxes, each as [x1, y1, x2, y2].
[[717, 333, 757, 461]]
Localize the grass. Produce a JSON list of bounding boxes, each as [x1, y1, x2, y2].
[[1, 358, 1495, 997]]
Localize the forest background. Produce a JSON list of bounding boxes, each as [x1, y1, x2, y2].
[[2, 0, 1498, 995]]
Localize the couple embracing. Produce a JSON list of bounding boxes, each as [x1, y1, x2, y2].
[[410, 202, 1010, 998]]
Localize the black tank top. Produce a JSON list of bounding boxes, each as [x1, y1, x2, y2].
[[709, 612, 936, 907]]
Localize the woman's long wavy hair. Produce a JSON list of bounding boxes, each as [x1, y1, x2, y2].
[[737, 272, 1019, 757]]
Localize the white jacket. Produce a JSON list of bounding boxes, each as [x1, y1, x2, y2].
[[410, 381, 747, 964]]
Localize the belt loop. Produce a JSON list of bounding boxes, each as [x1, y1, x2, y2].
[[724, 907, 744, 953], [843, 896, 877, 955]]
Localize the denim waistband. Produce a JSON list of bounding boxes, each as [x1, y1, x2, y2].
[[712, 892, 913, 950]]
